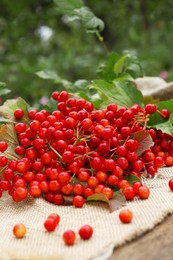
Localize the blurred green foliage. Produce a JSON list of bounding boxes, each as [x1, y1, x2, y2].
[[0, 0, 173, 104]]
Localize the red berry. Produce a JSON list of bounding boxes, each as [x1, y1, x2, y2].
[[73, 195, 85, 208], [123, 186, 135, 200], [63, 230, 76, 246], [145, 104, 157, 114], [160, 109, 170, 119], [13, 223, 26, 238], [44, 218, 57, 232], [79, 225, 93, 240], [0, 141, 8, 152], [14, 109, 24, 119], [168, 178, 173, 191], [102, 187, 114, 199], [138, 186, 150, 199], [53, 193, 64, 205], [119, 209, 133, 223]]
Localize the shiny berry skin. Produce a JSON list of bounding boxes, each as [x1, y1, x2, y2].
[[63, 230, 76, 246], [123, 186, 135, 200], [48, 213, 60, 225], [102, 187, 114, 199], [13, 223, 26, 238], [14, 122, 26, 133], [73, 195, 85, 208], [160, 109, 170, 119], [0, 141, 8, 152], [14, 109, 24, 119], [138, 186, 150, 199], [79, 225, 93, 240], [168, 178, 173, 191], [119, 209, 133, 223], [44, 218, 57, 232], [145, 104, 157, 114], [53, 193, 65, 205]]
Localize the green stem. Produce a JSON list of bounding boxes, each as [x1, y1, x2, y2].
[[96, 31, 109, 54], [48, 144, 62, 160]]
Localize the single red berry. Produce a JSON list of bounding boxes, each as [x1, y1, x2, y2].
[[145, 104, 157, 114], [165, 156, 173, 167], [14, 122, 26, 133], [63, 230, 76, 246], [73, 195, 85, 208], [0, 141, 8, 152], [123, 186, 135, 200], [14, 109, 24, 119], [51, 91, 59, 100], [79, 225, 93, 240], [102, 187, 114, 199], [13, 223, 26, 238], [44, 218, 57, 232], [118, 179, 130, 189], [119, 209, 133, 223], [73, 183, 84, 196], [168, 178, 173, 191], [138, 186, 150, 199], [53, 193, 65, 205], [160, 109, 170, 119], [29, 185, 41, 197]]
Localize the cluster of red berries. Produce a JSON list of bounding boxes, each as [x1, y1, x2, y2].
[[13, 212, 93, 246], [0, 90, 172, 205]]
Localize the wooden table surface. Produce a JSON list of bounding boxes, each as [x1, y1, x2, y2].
[[110, 213, 173, 260]]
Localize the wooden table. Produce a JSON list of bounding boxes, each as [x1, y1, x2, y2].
[[111, 213, 173, 260]]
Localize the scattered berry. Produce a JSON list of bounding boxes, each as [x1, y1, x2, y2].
[[63, 230, 76, 246], [13, 223, 26, 238], [119, 209, 133, 223], [79, 225, 93, 240], [168, 178, 173, 191]]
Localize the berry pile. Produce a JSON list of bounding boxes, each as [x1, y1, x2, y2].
[[0, 91, 172, 206]]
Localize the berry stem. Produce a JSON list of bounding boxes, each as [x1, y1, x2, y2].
[[48, 144, 62, 160]]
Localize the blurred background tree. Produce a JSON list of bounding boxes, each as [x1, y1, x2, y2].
[[0, 0, 173, 104]]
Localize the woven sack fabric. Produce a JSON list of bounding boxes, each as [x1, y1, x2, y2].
[[0, 167, 173, 260]]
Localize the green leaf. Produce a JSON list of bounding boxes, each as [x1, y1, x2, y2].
[[36, 70, 61, 81], [97, 52, 143, 82], [113, 54, 130, 74], [124, 174, 141, 185], [131, 130, 154, 156], [54, 0, 83, 15], [55, 0, 104, 33], [86, 190, 126, 213], [0, 97, 29, 122], [89, 80, 144, 108], [97, 52, 120, 81], [36, 70, 71, 87], [0, 82, 6, 88], [148, 100, 173, 134], [0, 82, 11, 96], [74, 7, 104, 33]]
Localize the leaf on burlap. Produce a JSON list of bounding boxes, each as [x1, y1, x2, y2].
[[86, 190, 126, 213], [109, 190, 126, 213], [0, 97, 29, 123], [131, 130, 154, 156]]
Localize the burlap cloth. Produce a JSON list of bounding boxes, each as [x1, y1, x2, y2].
[[1, 167, 173, 260]]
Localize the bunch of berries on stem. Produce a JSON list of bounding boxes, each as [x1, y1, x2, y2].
[[0, 91, 172, 206]]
